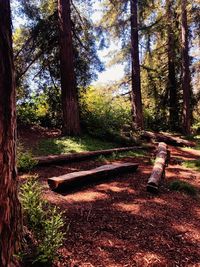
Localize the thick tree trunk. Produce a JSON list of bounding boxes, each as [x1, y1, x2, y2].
[[130, 0, 144, 130], [58, 0, 81, 136], [181, 0, 191, 135], [167, 1, 178, 130], [0, 1, 22, 266]]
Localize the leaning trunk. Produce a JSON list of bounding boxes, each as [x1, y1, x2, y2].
[[58, 0, 81, 136], [167, 1, 178, 130], [181, 0, 191, 134], [0, 1, 22, 266], [130, 0, 144, 130]]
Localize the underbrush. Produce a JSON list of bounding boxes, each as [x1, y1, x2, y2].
[[182, 159, 200, 171], [17, 143, 38, 172], [168, 180, 198, 196], [19, 176, 65, 265]]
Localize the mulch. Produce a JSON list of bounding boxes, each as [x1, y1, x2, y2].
[[19, 141, 200, 267]]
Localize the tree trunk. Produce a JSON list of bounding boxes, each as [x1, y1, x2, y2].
[[167, 1, 178, 130], [181, 0, 191, 135], [58, 0, 81, 136], [130, 0, 144, 130], [0, 1, 22, 266]]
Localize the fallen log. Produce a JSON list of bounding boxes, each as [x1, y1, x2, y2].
[[35, 146, 143, 166], [48, 162, 138, 191], [141, 131, 195, 147], [147, 142, 169, 193]]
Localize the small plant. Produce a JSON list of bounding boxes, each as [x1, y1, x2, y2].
[[97, 154, 107, 163], [182, 159, 200, 171], [20, 177, 65, 265], [168, 180, 198, 196], [17, 143, 37, 172]]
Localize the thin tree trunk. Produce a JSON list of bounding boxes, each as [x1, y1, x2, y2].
[[58, 0, 81, 136], [0, 1, 22, 266], [130, 0, 144, 130], [167, 1, 178, 130], [181, 0, 191, 134]]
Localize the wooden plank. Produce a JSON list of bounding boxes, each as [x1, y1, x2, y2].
[[48, 162, 139, 191], [147, 142, 168, 193], [35, 146, 143, 166]]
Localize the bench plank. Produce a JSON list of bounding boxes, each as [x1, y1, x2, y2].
[[48, 162, 139, 191]]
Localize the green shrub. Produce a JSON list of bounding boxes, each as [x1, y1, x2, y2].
[[17, 151, 38, 172], [80, 86, 133, 141], [20, 177, 65, 265], [168, 180, 198, 196]]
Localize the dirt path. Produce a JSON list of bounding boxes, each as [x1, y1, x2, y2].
[[21, 145, 200, 267]]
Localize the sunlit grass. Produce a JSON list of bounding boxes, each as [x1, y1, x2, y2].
[[182, 159, 200, 171], [97, 150, 146, 163], [184, 134, 200, 151], [34, 135, 119, 156]]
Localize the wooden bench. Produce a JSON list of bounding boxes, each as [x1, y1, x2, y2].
[[48, 162, 139, 191]]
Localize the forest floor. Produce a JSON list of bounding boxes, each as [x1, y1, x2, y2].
[[19, 126, 200, 267]]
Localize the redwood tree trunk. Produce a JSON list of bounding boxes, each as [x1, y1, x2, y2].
[[130, 0, 144, 130], [167, 1, 178, 130], [181, 0, 191, 134], [58, 0, 81, 136], [0, 1, 22, 266]]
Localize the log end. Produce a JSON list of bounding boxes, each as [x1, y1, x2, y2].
[[147, 182, 159, 194]]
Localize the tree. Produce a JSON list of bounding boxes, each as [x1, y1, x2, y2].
[[167, 0, 178, 130], [58, 0, 80, 135], [0, 1, 22, 266], [130, 0, 144, 129], [181, 0, 191, 134]]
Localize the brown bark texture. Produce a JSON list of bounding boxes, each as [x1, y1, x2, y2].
[[0, 1, 22, 266], [48, 163, 139, 191], [35, 146, 143, 166], [58, 0, 81, 136], [181, 0, 191, 134], [130, 0, 144, 130], [167, 1, 178, 130]]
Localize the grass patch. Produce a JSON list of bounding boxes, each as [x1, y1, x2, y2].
[[184, 134, 200, 151], [34, 135, 119, 156], [182, 159, 200, 171], [168, 180, 198, 196], [97, 150, 146, 163]]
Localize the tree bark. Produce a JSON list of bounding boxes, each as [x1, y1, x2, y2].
[[167, 1, 178, 130], [130, 0, 144, 130], [58, 0, 81, 136], [181, 0, 191, 135], [147, 143, 168, 193], [0, 1, 22, 266], [35, 146, 143, 166]]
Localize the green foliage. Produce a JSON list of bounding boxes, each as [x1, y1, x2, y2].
[[34, 134, 118, 156], [97, 150, 146, 162], [80, 86, 133, 140], [182, 159, 200, 171], [17, 143, 37, 172], [20, 177, 65, 264], [143, 108, 169, 131], [168, 180, 198, 196]]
